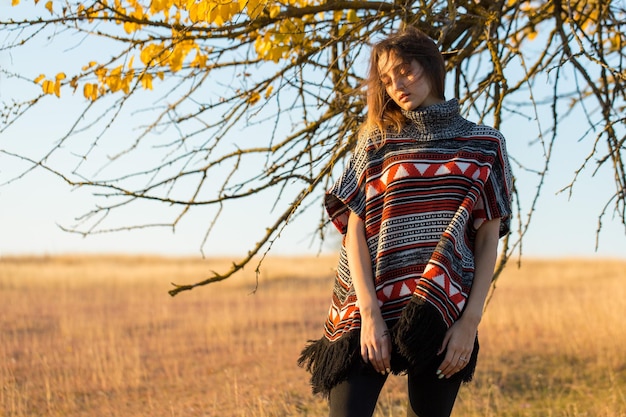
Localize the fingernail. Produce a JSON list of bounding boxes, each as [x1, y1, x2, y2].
[[438, 373, 445, 379], [436, 369, 442, 375], [386, 368, 391, 374]]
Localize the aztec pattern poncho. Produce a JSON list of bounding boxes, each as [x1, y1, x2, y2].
[[299, 99, 513, 396]]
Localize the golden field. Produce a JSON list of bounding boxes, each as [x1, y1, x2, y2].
[[1, 255, 625, 416]]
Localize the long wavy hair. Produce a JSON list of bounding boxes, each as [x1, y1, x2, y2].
[[360, 27, 446, 145]]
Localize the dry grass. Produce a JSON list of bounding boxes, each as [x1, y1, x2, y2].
[[1, 255, 625, 416]]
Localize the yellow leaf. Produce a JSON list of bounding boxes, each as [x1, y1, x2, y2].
[[150, 0, 169, 14], [188, 2, 198, 21], [107, 65, 124, 92], [56, 72, 66, 80], [122, 69, 134, 94], [34, 74, 45, 84], [140, 73, 153, 90], [609, 33, 621, 51], [123, 21, 137, 34], [94, 67, 108, 80], [247, 91, 260, 105], [264, 85, 273, 99], [42, 79, 55, 95], [140, 44, 162, 65], [81, 61, 98, 71], [333, 10, 342, 23], [346, 9, 357, 23], [269, 49, 283, 62], [140, 45, 153, 65], [269, 5, 280, 18], [208, 5, 221, 25], [191, 52, 208, 68], [231, 2, 242, 18], [168, 45, 185, 72], [45, 0, 53, 13], [54, 80, 61, 97], [83, 83, 98, 101], [196, 1, 208, 21], [12, 0, 19, 6], [245, 0, 264, 19], [131, 4, 144, 19]]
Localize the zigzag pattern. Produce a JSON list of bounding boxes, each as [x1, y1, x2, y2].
[[321, 101, 512, 342], [366, 160, 491, 200]]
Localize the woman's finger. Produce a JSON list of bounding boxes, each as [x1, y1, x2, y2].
[[367, 337, 392, 374], [361, 344, 369, 363], [381, 332, 391, 373], [367, 348, 380, 373], [437, 349, 472, 379]]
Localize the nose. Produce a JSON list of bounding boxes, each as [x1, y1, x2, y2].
[[391, 76, 405, 91]]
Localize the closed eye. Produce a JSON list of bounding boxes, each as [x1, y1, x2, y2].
[[398, 64, 411, 76]]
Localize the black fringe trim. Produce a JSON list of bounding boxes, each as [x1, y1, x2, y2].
[[297, 329, 363, 397], [391, 297, 479, 382], [389, 297, 446, 374], [298, 298, 479, 397]]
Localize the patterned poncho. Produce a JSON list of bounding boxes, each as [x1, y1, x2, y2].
[[299, 99, 513, 396]]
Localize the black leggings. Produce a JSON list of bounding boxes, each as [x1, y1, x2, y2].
[[328, 363, 462, 417]]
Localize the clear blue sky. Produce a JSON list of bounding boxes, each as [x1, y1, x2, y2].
[[1, 2, 624, 259]]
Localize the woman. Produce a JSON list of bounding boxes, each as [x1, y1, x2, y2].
[[299, 27, 512, 417]]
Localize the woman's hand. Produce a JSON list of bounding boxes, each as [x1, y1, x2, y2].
[[360, 309, 392, 375], [435, 316, 478, 379]]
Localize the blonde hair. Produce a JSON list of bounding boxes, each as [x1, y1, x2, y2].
[[359, 27, 446, 146]]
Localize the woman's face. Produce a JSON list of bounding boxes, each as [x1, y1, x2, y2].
[[377, 51, 443, 111]]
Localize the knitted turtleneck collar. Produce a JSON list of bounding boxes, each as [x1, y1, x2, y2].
[[401, 98, 475, 141]]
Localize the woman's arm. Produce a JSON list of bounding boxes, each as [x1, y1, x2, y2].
[[346, 211, 391, 375], [436, 217, 501, 379]]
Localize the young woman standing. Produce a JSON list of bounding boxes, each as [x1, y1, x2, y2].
[[299, 27, 513, 417]]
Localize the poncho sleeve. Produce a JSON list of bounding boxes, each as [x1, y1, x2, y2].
[[324, 140, 369, 235], [476, 130, 513, 238]]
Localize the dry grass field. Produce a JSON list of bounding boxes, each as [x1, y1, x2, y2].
[[1, 255, 625, 417]]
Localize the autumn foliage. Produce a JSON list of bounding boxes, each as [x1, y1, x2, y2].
[[1, 1, 624, 292]]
